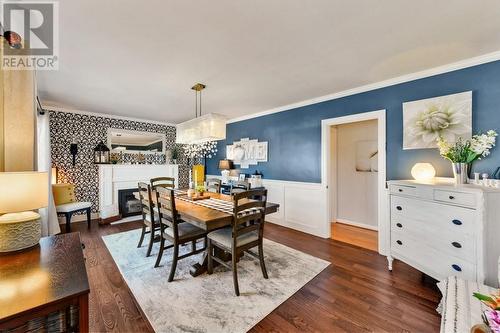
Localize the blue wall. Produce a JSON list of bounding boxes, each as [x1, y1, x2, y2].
[[207, 60, 500, 183]]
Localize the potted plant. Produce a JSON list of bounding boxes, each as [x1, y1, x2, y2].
[[195, 185, 205, 198], [437, 130, 497, 185]]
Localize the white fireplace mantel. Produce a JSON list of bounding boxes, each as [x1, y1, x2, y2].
[[98, 164, 178, 219]]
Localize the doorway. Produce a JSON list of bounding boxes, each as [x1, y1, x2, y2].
[[321, 110, 387, 254]]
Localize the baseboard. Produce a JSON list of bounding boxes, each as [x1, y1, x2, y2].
[[335, 218, 378, 231]]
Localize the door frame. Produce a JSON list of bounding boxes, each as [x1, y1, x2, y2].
[[321, 110, 388, 255]]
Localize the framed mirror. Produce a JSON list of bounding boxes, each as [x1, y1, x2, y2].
[[107, 129, 166, 155]]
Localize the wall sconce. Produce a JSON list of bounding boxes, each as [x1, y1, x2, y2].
[[70, 142, 78, 166], [411, 163, 436, 181]]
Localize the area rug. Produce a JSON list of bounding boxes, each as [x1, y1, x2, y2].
[[102, 229, 329, 333]]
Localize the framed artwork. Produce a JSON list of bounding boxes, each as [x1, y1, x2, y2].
[[355, 140, 378, 172], [226, 138, 268, 168], [403, 91, 472, 149]]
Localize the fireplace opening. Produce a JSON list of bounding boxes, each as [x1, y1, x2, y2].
[[118, 188, 142, 218]]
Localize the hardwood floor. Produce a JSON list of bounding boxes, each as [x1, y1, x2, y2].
[[70, 219, 441, 333], [331, 222, 378, 252]]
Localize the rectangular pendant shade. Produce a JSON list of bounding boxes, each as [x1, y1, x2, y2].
[[0, 172, 49, 214], [176, 113, 227, 144]]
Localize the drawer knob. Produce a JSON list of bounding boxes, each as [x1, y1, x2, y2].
[[452, 264, 462, 272], [452, 242, 462, 248], [398, 189, 403, 192], [449, 195, 455, 200], [396, 206, 402, 211], [396, 240, 403, 245], [452, 219, 462, 225], [396, 223, 403, 228]]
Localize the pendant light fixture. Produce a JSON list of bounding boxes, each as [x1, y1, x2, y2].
[[176, 83, 227, 144]]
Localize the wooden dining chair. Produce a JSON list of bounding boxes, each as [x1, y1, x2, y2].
[[207, 189, 268, 296], [155, 186, 208, 281], [137, 182, 161, 257], [230, 180, 250, 195], [206, 178, 222, 193], [150, 177, 175, 189]]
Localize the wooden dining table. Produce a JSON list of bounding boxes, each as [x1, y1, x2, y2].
[[133, 190, 280, 276]]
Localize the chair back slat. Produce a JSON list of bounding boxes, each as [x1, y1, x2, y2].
[[155, 186, 179, 236], [206, 178, 221, 193], [232, 189, 267, 238], [138, 182, 155, 223], [230, 181, 250, 195], [151, 177, 175, 190]]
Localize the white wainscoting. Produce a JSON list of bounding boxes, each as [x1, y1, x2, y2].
[[208, 175, 329, 238]]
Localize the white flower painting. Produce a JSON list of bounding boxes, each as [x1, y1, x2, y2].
[[403, 91, 472, 150]]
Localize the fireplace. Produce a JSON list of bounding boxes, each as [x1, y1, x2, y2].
[[118, 189, 142, 218]]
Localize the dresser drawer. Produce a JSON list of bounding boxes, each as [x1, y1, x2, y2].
[[434, 189, 477, 207], [391, 196, 476, 236], [389, 184, 417, 197], [391, 217, 476, 263], [391, 231, 476, 281]]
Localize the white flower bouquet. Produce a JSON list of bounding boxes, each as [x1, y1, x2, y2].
[[437, 130, 498, 163]]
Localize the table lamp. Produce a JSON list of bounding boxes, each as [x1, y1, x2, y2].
[[0, 172, 48, 252], [219, 159, 234, 184]]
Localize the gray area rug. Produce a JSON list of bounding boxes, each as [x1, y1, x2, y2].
[[102, 229, 329, 333]]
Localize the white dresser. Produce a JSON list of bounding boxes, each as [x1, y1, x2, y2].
[[387, 178, 500, 287]]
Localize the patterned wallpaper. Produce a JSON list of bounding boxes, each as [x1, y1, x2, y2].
[[48, 111, 190, 213]]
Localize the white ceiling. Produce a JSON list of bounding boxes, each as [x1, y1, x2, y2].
[[37, 0, 500, 124]]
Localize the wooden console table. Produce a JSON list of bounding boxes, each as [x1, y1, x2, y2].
[[0, 233, 90, 332]]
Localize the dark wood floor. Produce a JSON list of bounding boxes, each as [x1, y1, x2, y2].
[[71, 219, 441, 333]]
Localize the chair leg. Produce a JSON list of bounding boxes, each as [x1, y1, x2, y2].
[[258, 241, 268, 279], [232, 250, 240, 296], [207, 239, 213, 275], [86, 208, 91, 229], [146, 226, 155, 257], [154, 237, 165, 268], [137, 225, 146, 248], [65, 212, 72, 233], [191, 239, 196, 252], [168, 244, 179, 282]]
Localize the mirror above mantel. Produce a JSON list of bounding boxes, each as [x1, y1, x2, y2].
[[107, 129, 166, 155]]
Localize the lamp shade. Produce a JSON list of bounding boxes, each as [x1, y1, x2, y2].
[[0, 172, 49, 214], [176, 113, 227, 144], [218, 159, 234, 170], [411, 163, 436, 181]]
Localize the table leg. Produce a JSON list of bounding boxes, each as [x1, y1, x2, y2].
[[189, 247, 231, 277]]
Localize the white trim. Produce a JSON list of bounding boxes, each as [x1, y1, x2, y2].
[[228, 50, 500, 124], [40, 105, 177, 126], [321, 110, 388, 255], [335, 218, 379, 231]]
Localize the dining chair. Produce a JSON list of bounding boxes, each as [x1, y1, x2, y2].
[[150, 177, 175, 189], [230, 180, 250, 195], [207, 189, 268, 296], [137, 182, 160, 257], [206, 178, 222, 193], [155, 186, 208, 281]]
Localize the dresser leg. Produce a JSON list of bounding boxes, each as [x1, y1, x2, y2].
[[387, 256, 394, 271]]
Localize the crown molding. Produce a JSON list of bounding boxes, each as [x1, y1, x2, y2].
[[228, 50, 500, 124], [41, 104, 177, 127]]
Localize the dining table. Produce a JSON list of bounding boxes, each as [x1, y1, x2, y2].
[[133, 190, 280, 277]]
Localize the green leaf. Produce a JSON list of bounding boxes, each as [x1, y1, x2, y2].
[[473, 292, 494, 303]]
